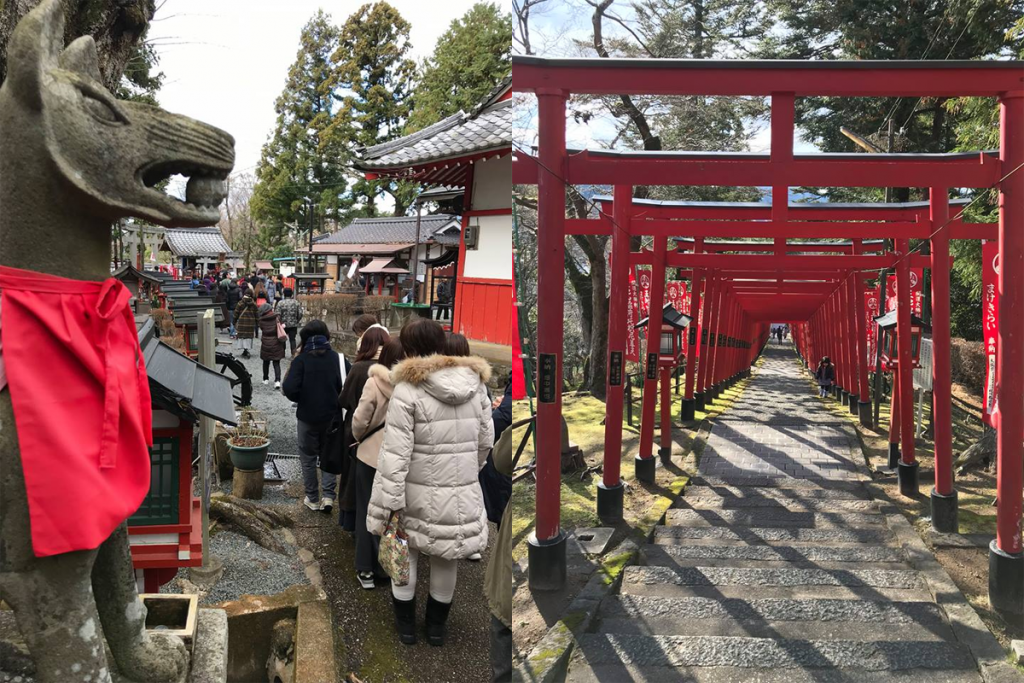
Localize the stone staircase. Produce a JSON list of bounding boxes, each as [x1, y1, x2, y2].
[[563, 344, 1000, 682]]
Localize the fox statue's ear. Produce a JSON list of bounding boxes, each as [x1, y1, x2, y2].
[[59, 36, 103, 83], [4, 0, 65, 110]]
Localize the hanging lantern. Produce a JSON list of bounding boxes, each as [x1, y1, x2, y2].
[[873, 308, 930, 371]]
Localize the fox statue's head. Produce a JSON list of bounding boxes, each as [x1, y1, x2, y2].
[[0, 0, 234, 236]]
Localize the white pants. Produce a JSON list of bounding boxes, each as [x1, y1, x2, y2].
[[391, 549, 458, 604]]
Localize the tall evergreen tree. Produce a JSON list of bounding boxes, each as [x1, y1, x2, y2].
[[251, 12, 350, 252], [406, 2, 513, 132], [325, 2, 417, 216]]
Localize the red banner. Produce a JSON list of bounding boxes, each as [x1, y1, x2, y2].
[[626, 268, 640, 362], [635, 265, 652, 320], [665, 280, 688, 316], [885, 269, 923, 315], [865, 290, 880, 368], [982, 241, 999, 426]]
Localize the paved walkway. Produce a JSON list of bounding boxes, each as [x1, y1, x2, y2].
[[565, 342, 1000, 682]]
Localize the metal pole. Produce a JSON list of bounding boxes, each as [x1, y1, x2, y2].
[[410, 199, 422, 303]]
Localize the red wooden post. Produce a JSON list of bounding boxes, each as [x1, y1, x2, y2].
[[704, 274, 721, 401], [681, 242, 704, 420], [852, 239, 872, 425], [528, 89, 568, 590], [895, 237, 919, 496], [696, 272, 717, 407], [659, 363, 672, 457], [636, 235, 668, 482], [845, 270, 860, 415], [990, 91, 1023, 622], [929, 188, 957, 531], [598, 186, 631, 523]]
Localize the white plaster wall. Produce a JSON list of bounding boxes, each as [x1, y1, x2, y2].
[[471, 154, 511, 211], [463, 214, 512, 280]]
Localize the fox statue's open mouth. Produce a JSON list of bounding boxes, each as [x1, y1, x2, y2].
[[140, 160, 230, 223]]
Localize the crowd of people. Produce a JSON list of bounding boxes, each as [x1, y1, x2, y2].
[[220, 287, 511, 679]]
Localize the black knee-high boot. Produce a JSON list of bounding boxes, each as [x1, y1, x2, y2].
[[425, 595, 453, 647], [392, 595, 416, 645]]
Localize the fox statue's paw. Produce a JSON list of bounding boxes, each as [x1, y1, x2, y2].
[[116, 632, 188, 683]]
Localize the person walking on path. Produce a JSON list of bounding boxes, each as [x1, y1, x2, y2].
[[815, 356, 836, 398], [257, 301, 285, 388], [275, 288, 303, 356], [368, 319, 495, 648], [338, 325, 391, 532], [282, 320, 347, 513], [351, 338, 405, 589], [234, 293, 258, 359], [222, 276, 241, 337], [486, 424, 514, 682]]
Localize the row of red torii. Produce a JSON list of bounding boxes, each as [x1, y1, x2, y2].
[[512, 55, 1024, 623]]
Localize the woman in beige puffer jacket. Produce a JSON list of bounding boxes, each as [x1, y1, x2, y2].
[[368, 319, 494, 647]]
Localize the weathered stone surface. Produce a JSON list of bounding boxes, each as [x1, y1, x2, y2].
[[666, 508, 884, 528], [293, 600, 336, 683], [646, 542, 906, 565], [189, 610, 228, 683], [654, 525, 897, 546], [622, 565, 924, 589], [0, 2, 233, 682]]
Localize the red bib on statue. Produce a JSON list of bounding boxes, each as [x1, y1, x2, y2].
[[0, 265, 152, 557]]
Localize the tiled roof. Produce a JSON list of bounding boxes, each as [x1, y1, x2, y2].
[[356, 99, 510, 169], [161, 228, 237, 257], [317, 215, 460, 245]]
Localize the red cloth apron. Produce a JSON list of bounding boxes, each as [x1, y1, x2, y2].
[[0, 265, 152, 557]]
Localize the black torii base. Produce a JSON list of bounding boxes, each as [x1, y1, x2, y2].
[[680, 397, 696, 422], [635, 454, 656, 483], [858, 402, 872, 428], [897, 460, 919, 497], [695, 391, 706, 412], [597, 479, 624, 525], [528, 530, 567, 591], [988, 541, 1024, 630], [848, 397, 859, 416], [887, 443, 901, 470], [930, 488, 958, 534]]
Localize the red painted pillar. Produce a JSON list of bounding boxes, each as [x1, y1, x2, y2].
[[681, 244, 704, 421], [696, 272, 717, 405], [845, 270, 860, 415], [852, 240, 871, 425], [529, 89, 568, 589], [599, 186, 631, 523], [636, 236, 667, 482], [659, 362, 672, 456], [705, 276, 722, 399], [929, 189, 956, 518], [895, 237, 919, 496], [990, 90, 1023, 620]]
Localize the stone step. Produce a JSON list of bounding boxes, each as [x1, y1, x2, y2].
[[621, 565, 932, 602], [644, 543, 908, 571], [565, 635, 978, 681], [654, 525, 898, 548], [666, 508, 885, 529], [692, 476, 869, 490], [595, 595, 952, 642], [685, 484, 871, 501], [678, 497, 881, 513]]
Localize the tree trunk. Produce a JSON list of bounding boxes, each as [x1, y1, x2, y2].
[[954, 425, 997, 473], [232, 467, 265, 500], [0, 0, 155, 93]]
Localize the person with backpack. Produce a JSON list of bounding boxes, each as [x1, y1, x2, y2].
[[256, 301, 285, 389], [368, 319, 494, 648], [350, 338, 405, 589], [224, 277, 241, 337], [815, 356, 836, 398], [282, 320, 348, 512]]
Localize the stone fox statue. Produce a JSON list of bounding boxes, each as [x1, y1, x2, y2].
[[0, 1, 233, 681]]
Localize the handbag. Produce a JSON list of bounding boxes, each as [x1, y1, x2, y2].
[[379, 511, 410, 586], [276, 319, 287, 340]]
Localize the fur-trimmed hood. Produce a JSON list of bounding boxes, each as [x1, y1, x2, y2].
[[391, 354, 491, 406], [367, 362, 395, 400]]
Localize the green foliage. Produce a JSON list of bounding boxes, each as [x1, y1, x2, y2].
[[406, 2, 512, 132], [251, 12, 350, 252], [323, 2, 418, 215], [116, 36, 163, 105]]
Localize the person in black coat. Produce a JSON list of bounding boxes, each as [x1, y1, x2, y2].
[[282, 321, 348, 512], [224, 279, 241, 337], [336, 326, 391, 532], [815, 356, 836, 398]]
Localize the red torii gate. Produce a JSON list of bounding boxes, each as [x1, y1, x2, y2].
[[513, 56, 1024, 624]]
